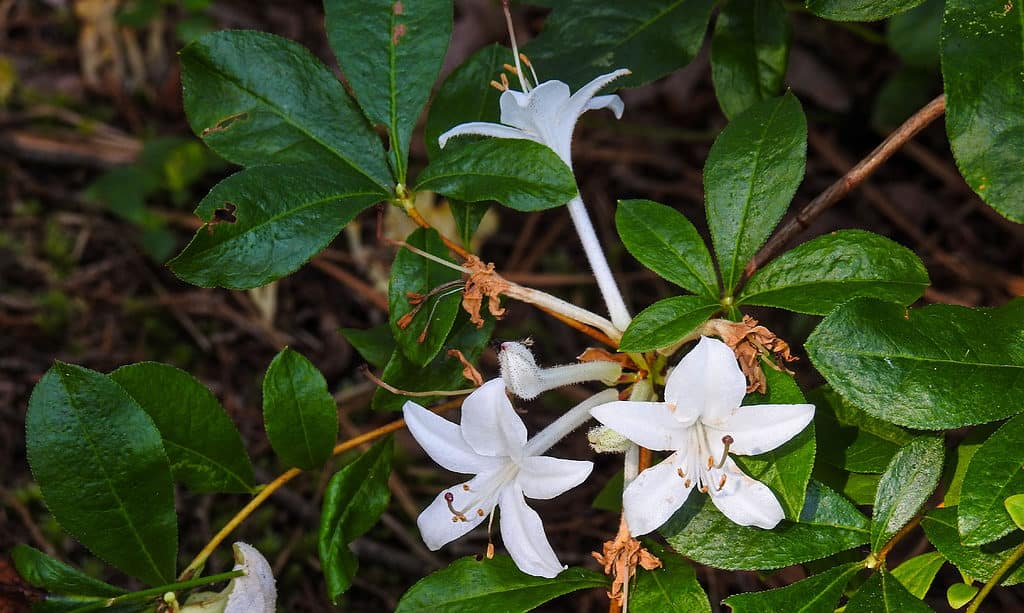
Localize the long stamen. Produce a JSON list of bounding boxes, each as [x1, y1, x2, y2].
[[715, 435, 734, 469], [519, 52, 539, 87], [418, 286, 467, 342], [445, 492, 467, 522], [501, 0, 530, 91]]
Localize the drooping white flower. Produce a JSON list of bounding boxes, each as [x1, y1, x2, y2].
[[591, 337, 815, 535], [181, 542, 276, 613], [437, 68, 631, 168], [403, 378, 605, 578], [498, 340, 621, 400]]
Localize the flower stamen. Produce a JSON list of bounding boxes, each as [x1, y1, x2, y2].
[[489, 79, 507, 92], [717, 474, 728, 491], [715, 435, 734, 469], [519, 52, 540, 87], [501, 0, 530, 91], [445, 492, 468, 522]]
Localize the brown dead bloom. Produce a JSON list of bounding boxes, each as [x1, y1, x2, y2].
[[461, 256, 509, 328], [592, 518, 661, 609], [704, 316, 797, 393], [447, 349, 484, 386]]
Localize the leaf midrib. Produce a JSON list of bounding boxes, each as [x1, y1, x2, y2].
[[163, 439, 252, 492], [741, 277, 926, 302], [624, 209, 718, 297]]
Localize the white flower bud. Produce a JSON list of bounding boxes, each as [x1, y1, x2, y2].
[[588, 425, 633, 453], [181, 543, 276, 613], [498, 341, 622, 400]]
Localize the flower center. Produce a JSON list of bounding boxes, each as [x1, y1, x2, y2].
[[675, 426, 734, 495], [443, 463, 518, 523]]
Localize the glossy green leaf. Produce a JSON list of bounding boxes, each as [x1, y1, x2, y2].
[[663, 480, 869, 570], [449, 200, 489, 249], [424, 44, 505, 160], [959, 414, 1024, 545], [887, 0, 943, 67], [892, 552, 946, 599], [415, 140, 577, 212], [740, 230, 929, 315], [705, 93, 807, 294], [810, 386, 912, 473], [26, 363, 177, 586], [723, 561, 862, 612], [111, 363, 255, 494], [711, 0, 791, 119], [871, 437, 944, 552], [806, 298, 1024, 429], [180, 30, 390, 187], [630, 541, 711, 612], [262, 348, 338, 470], [524, 0, 715, 89], [942, 0, 1024, 223], [168, 163, 384, 289], [395, 556, 607, 612], [389, 228, 462, 366], [12, 545, 125, 598], [373, 314, 494, 411], [813, 464, 882, 506], [341, 324, 397, 370], [944, 424, 998, 507], [845, 569, 934, 613], [805, 0, 926, 21], [946, 582, 979, 609], [922, 507, 1024, 586], [616, 199, 719, 298], [618, 296, 719, 352], [319, 437, 394, 602], [1005, 494, 1024, 529], [325, 0, 451, 180]]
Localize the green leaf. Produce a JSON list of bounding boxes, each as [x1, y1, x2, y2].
[[1005, 494, 1024, 529], [705, 93, 807, 294], [325, 0, 451, 181], [616, 199, 719, 298], [389, 228, 462, 366], [424, 44, 505, 160], [806, 298, 1024, 429], [341, 324, 397, 370], [946, 583, 979, 609], [12, 545, 125, 598], [942, 0, 1024, 223], [921, 507, 1024, 586], [810, 386, 912, 473], [944, 425, 998, 507], [25, 363, 177, 586], [262, 348, 339, 470], [813, 464, 882, 506], [710, 0, 791, 119], [395, 556, 607, 612], [168, 163, 384, 290], [111, 363, 255, 494], [740, 230, 929, 315], [887, 0, 943, 67], [723, 561, 862, 612], [180, 30, 390, 187], [449, 200, 489, 248], [871, 437, 944, 552], [630, 541, 711, 612], [892, 552, 946, 599], [618, 296, 719, 352], [415, 140, 578, 212], [959, 414, 1024, 545], [663, 480, 869, 570], [736, 368, 816, 519], [319, 437, 394, 603], [845, 569, 934, 613], [805, 0, 927, 21], [373, 314, 494, 411], [592, 470, 624, 512], [525, 0, 716, 89]]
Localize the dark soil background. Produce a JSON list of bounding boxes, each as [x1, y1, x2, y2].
[[2, 1, 1023, 611]]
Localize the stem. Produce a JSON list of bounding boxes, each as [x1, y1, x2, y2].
[[504, 282, 621, 343], [966, 539, 1024, 613], [742, 94, 946, 282], [566, 195, 631, 331], [876, 512, 925, 566], [76, 570, 244, 612], [623, 445, 640, 484], [524, 389, 618, 456]]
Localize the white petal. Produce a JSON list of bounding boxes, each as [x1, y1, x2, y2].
[[709, 458, 785, 529], [499, 81, 572, 132], [416, 474, 500, 550], [460, 379, 527, 457], [403, 401, 499, 474], [498, 487, 565, 578], [437, 121, 536, 149], [584, 94, 624, 119], [705, 403, 815, 456], [517, 456, 593, 500], [590, 401, 691, 451], [225, 542, 276, 613], [622, 452, 693, 536], [665, 337, 746, 421], [565, 69, 631, 119]]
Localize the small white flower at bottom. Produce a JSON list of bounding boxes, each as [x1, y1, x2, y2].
[[180, 542, 276, 613]]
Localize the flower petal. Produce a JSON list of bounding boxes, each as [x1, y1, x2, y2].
[[517, 456, 593, 500], [584, 94, 624, 119], [623, 451, 693, 536], [704, 403, 815, 456], [460, 379, 527, 458], [416, 474, 500, 550], [590, 401, 691, 451], [225, 542, 276, 613], [665, 337, 746, 421], [498, 486, 565, 578], [709, 458, 785, 529], [403, 401, 499, 474], [499, 81, 572, 132], [437, 121, 537, 149], [564, 69, 631, 119]]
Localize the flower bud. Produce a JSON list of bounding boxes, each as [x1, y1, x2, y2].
[[588, 425, 633, 454]]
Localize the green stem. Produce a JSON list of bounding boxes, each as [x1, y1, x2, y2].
[[73, 570, 244, 612], [965, 539, 1024, 613]]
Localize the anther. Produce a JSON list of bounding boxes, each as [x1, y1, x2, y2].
[[503, 63, 520, 76], [489, 80, 507, 92], [715, 435, 734, 469], [706, 456, 714, 469], [486, 542, 495, 559], [700, 485, 709, 493], [667, 402, 677, 413], [676, 467, 685, 479], [476, 509, 485, 517], [462, 484, 471, 491], [717, 474, 727, 491], [684, 478, 692, 488]]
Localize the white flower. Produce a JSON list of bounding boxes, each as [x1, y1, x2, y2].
[[437, 68, 631, 168], [591, 337, 815, 535], [181, 542, 276, 613], [403, 378, 595, 578], [498, 340, 621, 400]]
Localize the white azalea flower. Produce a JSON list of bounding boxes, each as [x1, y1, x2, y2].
[[404, 379, 610, 578], [591, 337, 814, 535], [181, 542, 276, 613]]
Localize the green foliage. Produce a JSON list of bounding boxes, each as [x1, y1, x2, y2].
[[341, 324, 397, 369], [723, 561, 862, 612], [887, 0, 943, 67], [870, 437, 944, 552], [947, 582, 979, 609], [810, 385, 913, 473], [805, 0, 927, 21], [711, 0, 791, 119], [845, 569, 934, 612], [618, 296, 720, 352], [958, 414, 1024, 545], [922, 507, 1024, 586], [892, 552, 946, 599], [629, 541, 711, 612], [262, 348, 339, 470], [424, 44, 505, 159], [12, 545, 125, 598]]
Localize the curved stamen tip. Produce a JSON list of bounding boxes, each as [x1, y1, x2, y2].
[[445, 492, 467, 522], [715, 435, 734, 469]]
